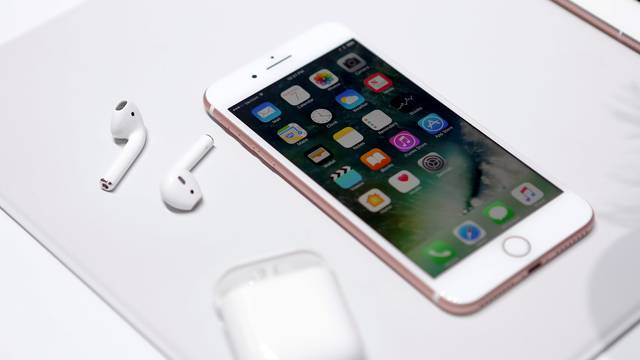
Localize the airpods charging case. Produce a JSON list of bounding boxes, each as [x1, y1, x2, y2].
[[215, 251, 365, 360]]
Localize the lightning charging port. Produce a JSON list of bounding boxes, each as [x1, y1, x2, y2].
[[528, 262, 543, 275]]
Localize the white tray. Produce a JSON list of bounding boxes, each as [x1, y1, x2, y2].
[[1, 0, 639, 359]]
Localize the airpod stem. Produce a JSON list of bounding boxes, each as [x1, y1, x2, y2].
[[175, 134, 214, 171]]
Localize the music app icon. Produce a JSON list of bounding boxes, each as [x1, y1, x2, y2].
[[511, 182, 544, 205], [388, 130, 421, 152]]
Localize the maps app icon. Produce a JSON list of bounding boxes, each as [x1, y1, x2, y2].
[[418, 113, 449, 135]]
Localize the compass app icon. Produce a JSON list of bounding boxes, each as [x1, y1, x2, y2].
[[453, 221, 486, 245]]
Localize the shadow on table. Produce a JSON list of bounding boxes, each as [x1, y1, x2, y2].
[[586, 81, 640, 358]]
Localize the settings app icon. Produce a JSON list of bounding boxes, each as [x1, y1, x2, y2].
[[418, 152, 447, 173]]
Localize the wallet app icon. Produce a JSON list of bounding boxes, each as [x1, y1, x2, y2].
[[305, 145, 333, 165]]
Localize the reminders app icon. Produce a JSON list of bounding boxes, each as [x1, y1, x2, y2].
[[251, 102, 281, 123], [335, 89, 365, 110]]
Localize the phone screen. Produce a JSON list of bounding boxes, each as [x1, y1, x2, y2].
[[229, 39, 561, 278]]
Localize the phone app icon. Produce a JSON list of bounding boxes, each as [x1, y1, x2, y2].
[[364, 72, 393, 93], [309, 69, 339, 89], [388, 130, 420, 152], [511, 182, 544, 205], [417, 152, 447, 173], [453, 221, 486, 245], [423, 240, 457, 265], [418, 113, 449, 135], [362, 109, 392, 131], [483, 200, 514, 224], [337, 53, 367, 72], [335, 89, 365, 110], [333, 127, 364, 148], [305, 145, 333, 165], [331, 166, 362, 189], [358, 188, 391, 212], [388, 170, 420, 193], [391, 93, 419, 113], [280, 85, 311, 106], [360, 148, 391, 171], [277, 123, 307, 144], [251, 102, 281, 123], [310, 108, 333, 124]]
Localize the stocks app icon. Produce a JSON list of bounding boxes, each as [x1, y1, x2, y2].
[[391, 93, 419, 113]]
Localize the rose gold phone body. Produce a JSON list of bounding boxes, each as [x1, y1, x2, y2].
[[552, 0, 640, 54], [203, 23, 594, 315]]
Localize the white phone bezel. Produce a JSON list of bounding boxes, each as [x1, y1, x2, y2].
[[204, 23, 593, 312]]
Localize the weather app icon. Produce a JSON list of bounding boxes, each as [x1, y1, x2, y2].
[[418, 113, 449, 135], [335, 89, 365, 110]]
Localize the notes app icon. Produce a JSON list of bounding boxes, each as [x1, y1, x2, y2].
[[333, 127, 364, 148]]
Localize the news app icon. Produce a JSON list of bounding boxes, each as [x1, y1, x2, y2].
[[511, 182, 544, 206]]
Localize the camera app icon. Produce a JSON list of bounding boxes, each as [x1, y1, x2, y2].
[[337, 53, 367, 73]]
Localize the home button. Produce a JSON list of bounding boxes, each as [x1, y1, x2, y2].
[[502, 236, 531, 257]]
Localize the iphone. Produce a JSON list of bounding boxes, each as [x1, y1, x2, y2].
[[203, 23, 594, 314]]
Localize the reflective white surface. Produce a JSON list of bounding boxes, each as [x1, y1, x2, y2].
[[0, 0, 639, 359]]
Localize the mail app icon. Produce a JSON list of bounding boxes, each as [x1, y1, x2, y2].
[[252, 102, 281, 122]]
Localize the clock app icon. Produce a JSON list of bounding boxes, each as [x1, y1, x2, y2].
[[310, 108, 333, 124]]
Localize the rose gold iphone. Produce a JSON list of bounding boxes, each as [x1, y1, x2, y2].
[[204, 23, 594, 315]]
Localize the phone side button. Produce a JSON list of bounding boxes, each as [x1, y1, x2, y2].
[[502, 236, 531, 257]]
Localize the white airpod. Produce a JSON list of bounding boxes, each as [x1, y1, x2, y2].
[[161, 134, 214, 211], [100, 100, 147, 191]]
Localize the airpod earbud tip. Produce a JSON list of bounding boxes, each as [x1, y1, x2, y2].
[[160, 170, 203, 211]]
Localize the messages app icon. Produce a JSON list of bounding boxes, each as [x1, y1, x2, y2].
[[335, 89, 365, 110], [251, 102, 281, 122]]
